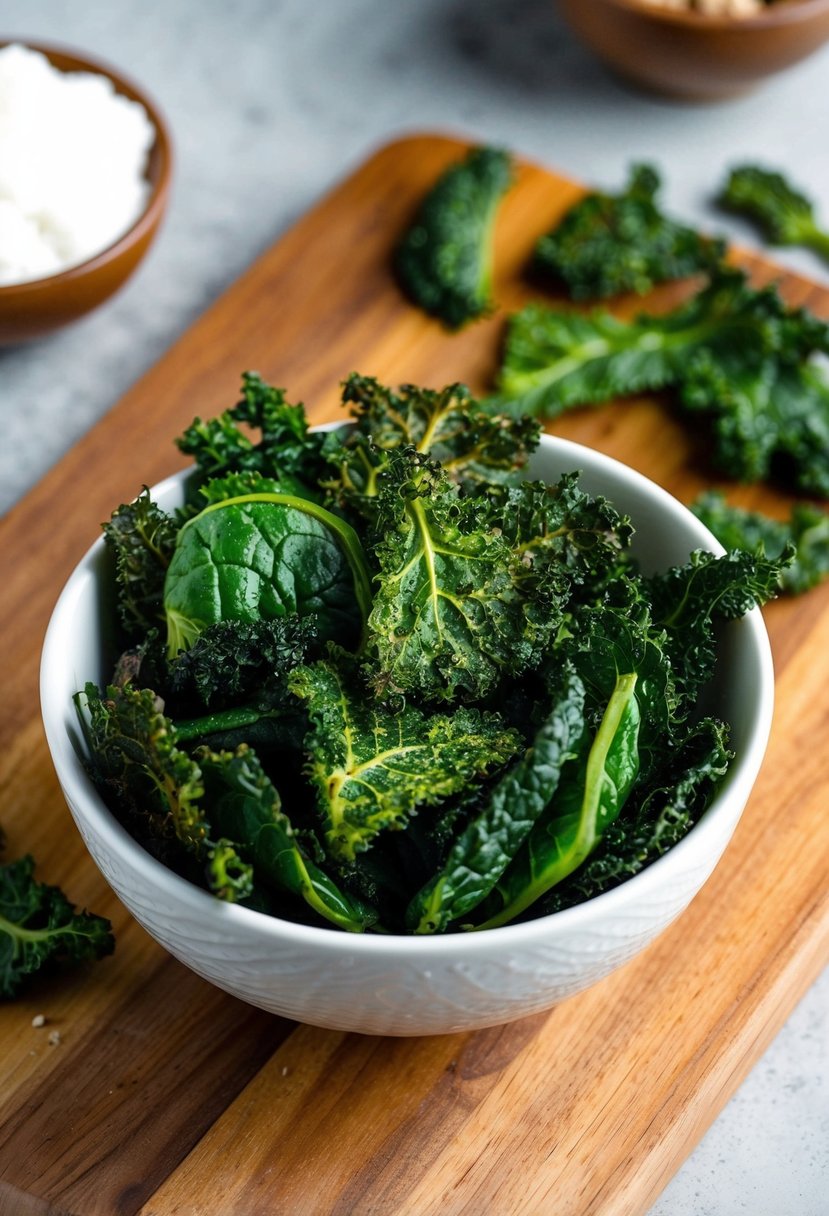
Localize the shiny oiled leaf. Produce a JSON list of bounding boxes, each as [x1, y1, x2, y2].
[[198, 746, 378, 932], [163, 492, 372, 656], [474, 670, 641, 930], [289, 659, 522, 862], [408, 664, 586, 934]]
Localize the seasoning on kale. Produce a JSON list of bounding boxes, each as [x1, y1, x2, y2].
[[395, 146, 513, 328], [535, 163, 724, 300]]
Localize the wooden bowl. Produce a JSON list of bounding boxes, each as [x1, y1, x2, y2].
[[0, 41, 172, 344], [556, 0, 829, 100]]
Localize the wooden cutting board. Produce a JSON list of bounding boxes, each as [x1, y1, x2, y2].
[[1, 134, 827, 1216]]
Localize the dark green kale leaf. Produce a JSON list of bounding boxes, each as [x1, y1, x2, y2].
[[535, 163, 724, 300], [407, 664, 586, 934], [323, 373, 540, 518], [491, 270, 800, 420], [0, 856, 114, 999], [163, 491, 372, 657], [395, 146, 513, 328], [176, 371, 331, 495], [536, 717, 732, 915], [691, 491, 829, 596], [366, 450, 569, 703], [198, 746, 378, 932], [560, 599, 676, 782], [719, 165, 829, 262], [486, 473, 633, 597], [76, 682, 253, 901], [473, 668, 642, 930], [289, 658, 522, 862], [647, 548, 787, 712], [167, 617, 317, 708], [103, 489, 179, 640], [681, 356, 829, 497]]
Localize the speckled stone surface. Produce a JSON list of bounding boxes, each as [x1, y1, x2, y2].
[[2, 0, 827, 1207]]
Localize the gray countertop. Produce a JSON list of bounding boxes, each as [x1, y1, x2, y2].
[[2, 1, 827, 1210]]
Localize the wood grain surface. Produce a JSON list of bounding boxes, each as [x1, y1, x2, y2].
[[1, 134, 827, 1216]]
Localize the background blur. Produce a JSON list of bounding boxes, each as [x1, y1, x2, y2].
[[3, 2, 828, 1211]]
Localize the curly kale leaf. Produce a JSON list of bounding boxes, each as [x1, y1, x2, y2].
[[198, 746, 377, 931], [719, 164, 829, 262], [407, 665, 586, 934], [395, 145, 513, 328], [491, 270, 800, 420], [486, 473, 633, 596], [323, 373, 541, 517], [647, 548, 786, 711], [0, 856, 114, 999], [103, 489, 179, 640], [366, 451, 569, 703], [167, 617, 317, 708], [76, 683, 253, 901], [176, 371, 329, 495], [289, 658, 522, 862], [163, 492, 372, 657], [537, 717, 732, 915], [535, 163, 724, 300], [681, 356, 829, 497], [691, 491, 829, 596]]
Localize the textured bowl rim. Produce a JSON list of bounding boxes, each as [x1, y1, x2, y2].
[[596, 0, 829, 30], [0, 38, 173, 294], [40, 433, 775, 958]]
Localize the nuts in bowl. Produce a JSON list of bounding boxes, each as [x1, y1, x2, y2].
[[41, 375, 776, 1034], [556, 0, 829, 100]]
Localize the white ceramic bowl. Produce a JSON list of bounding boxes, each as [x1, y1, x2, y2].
[[40, 435, 774, 1036]]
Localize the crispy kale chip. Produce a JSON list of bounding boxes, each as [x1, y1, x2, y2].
[[407, 665, 586, 934], [647, 547, 787, 710], [691, 491, 829, 595], [537, 717, 732, 915], [395, 145, 513, 328], [167, 617, 317, 708], [76, 682, 253, 901], [492, 269, 820, 419], [290, 657, 522, 861], [198, 745, 377, 931], [103, 489, 178, 640], [323, 373, 540, 518], [681, 357, 829, 497], [535, 163, 724, 300], [493, 269, 829, 495], [1, 856, 114, 999], [719, 165, 829, 262], [366, 452, 634, 704], [365, 450, 571, 703], [176, 371, 329, 495]]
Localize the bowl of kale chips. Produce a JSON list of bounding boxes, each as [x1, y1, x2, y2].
[[41, 373, 778, 1034]]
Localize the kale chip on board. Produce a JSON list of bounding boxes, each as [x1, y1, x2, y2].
[[535, 163, 724, 300], [1, 856, 113, 999], [395, 146, 513, 328]]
